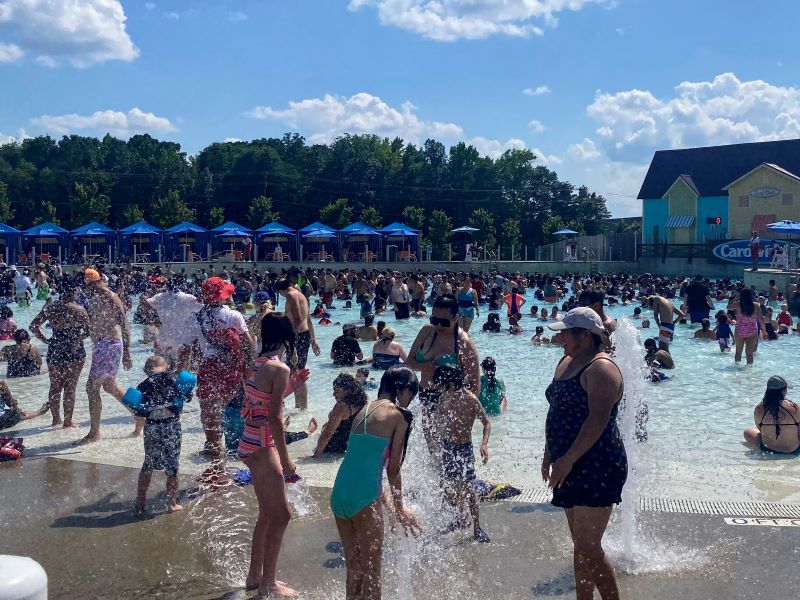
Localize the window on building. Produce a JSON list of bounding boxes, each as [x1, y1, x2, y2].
[[782, 193, 794, 207], [738, 195, 750, 208]]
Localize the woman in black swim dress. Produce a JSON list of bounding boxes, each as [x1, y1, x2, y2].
[[542, 307, 627, 600]]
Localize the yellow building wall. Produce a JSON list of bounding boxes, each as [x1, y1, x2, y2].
[[727, 167, 800, 238], [663, 178, 697, 244]]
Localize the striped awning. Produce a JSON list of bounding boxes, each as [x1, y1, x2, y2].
[[665, 215, 695, 228], [752, 214, 777, 234]]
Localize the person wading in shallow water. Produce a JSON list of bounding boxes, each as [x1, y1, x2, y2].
[[30, 279, 89, 428], [276, 279, 320, 410], [75, 268, 137, 445]]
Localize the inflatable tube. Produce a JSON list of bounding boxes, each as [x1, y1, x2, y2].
[[0, 447, 21, 461], [175, 371, 197, 397], [121, 387, 143, 411]]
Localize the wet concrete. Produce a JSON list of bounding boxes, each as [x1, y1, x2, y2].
[[1, 457, 797, 599]]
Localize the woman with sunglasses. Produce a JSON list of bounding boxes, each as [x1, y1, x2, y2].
[[405, 294, 480, 455]]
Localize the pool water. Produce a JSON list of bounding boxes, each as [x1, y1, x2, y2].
[[6, 291, 800, 504]]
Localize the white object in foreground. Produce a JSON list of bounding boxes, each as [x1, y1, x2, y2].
[[0, 556, 47, 600]]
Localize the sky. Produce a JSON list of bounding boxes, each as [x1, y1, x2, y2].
[[2, 0, 800, 217]]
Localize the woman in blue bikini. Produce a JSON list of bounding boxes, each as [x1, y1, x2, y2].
[[330, 365, 421, 600], [405, 294, 481, 455]]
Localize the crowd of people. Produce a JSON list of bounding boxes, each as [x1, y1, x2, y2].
[[2, 260, 798, 599]]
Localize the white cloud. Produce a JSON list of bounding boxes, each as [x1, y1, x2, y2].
[[0, 0, 138, 67], [0, 128, 30, 145], [228, 10, 248, 23], [247, 92, 463, 145], [165, 11, 179, 20], [531, 147, 563, 166], [144, 2, 156, 9], [528, 119, 545, 133], [466, 136, 526, 158], [615, 27, 624, 36], [523, 85, 551, 96], [31, 108, 177, 137], [567, 137, 600, 160], [0, 41, 22, 61], [348, 0, 607, 41], [34, 55, 56, 68], [587, 72, 800, 162], [223, 137, 243, 143]]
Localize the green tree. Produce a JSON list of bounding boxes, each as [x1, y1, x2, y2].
[[31, 201, 58, 225], [246, 195, 279, 230], [401, 205, 425, 230], [121, 204, 144, 226], [469, 208, 496, 250], [502, 218, 521, 260], [0, 181, 14, 225], [70, 182, 110, 228], [428, 209, 452, 260], [150, 190, 196, 229], [360, 206, 382, 229], [320, 198, 352, 230], [208, 206, 225, 228]]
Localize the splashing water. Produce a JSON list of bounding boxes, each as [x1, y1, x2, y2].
[[609, 319, 708, 574]]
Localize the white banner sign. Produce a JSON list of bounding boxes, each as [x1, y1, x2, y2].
[[725, 517, 800, 527]]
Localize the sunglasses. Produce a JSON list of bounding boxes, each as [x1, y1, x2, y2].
[[430, 316, 452, 328]]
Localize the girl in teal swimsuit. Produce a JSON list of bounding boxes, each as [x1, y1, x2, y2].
[[330, 365, 421, 600]]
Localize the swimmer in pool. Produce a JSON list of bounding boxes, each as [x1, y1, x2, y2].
[[693, 318, 716, 340], [531, 325, 550, 345], [744, 376, 800, 454], [643, 338, 674, 369]]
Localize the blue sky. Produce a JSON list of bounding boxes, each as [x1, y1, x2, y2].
[[2, 0, 800, 217]]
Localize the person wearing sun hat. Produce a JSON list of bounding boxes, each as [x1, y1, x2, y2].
[[744, 376, 800, 454], [541, 306, 627, 599], [192, 276, 254, 458], [75, 266, 138, 445]]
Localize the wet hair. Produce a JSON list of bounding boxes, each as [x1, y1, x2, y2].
[[276, 279, 292, 292], [13, 329, 29, 344], [260, 312, 295, 364], [579, 289, 605, 308], [376, 320, 386, 335], [333, 373, 368, 407], [762, 387, 787, 437], [716, 312, 728, 324], [481, 356, 497, 391], [380, 326, 396, 342], [356, 367, 370, 378], [739, 289, 755, 317], [433, 293, 461, 356], [701, 318, 710, 330], [144, 355, 169, 375], [535, 326, 544, 335], [0, 306, 12, 319], [377, 365, 418, 460], [644, 337, 657, 350], [364, 314, 374, 326], [432, 363, 463, 391], [765, 322, 778, 340]]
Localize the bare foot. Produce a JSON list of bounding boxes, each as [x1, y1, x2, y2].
[[307, 418, 318, 434], [50, 420, 63, 427], [258, 582, 298, 598], [73, 434, 99, 446], [283, 415, 292, 428], [246, 580, 288, 591], [168, 503, 184, 513], [62, 422, 78, 429]]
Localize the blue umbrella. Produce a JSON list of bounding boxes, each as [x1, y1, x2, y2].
[[767, 220, 800, 234], [552, 229, 579, 235], [379, 222, 419, 235], [71, 221, 114, 235], [451, 226, 480, 233], [211, 221, 252, 234], [256, 221, 295, 234]]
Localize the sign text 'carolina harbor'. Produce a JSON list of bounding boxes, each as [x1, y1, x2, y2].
[[711, 239, 800, 264]]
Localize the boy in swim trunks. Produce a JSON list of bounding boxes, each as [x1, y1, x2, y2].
[[433, 364, 491, 543], [650, 295, 684, 351]]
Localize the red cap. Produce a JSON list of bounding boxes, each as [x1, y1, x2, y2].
[[201, 277, 235, 303]]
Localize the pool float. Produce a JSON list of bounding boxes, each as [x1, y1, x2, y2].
[[0, 437, 24, 461]]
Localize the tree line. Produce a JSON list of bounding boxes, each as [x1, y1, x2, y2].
[[0, 132, 614, 259]]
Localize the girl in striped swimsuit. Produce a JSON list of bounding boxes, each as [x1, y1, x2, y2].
[[238, 312, 309, 598]]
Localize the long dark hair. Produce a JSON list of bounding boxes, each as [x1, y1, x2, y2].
[[260, 312, 296, 366], [739, 288, 755, 317], [433, 293, 460, 356], [481, 356, 497, 391], [763, 388, 786, 436], [333, 373, 367, 407], [377, 365, 418, 460]]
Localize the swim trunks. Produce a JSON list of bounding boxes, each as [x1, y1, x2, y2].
[[394, 302, 410, 320], [442, 440, 476, 481], [142, 418, 181, 475], [295, 331, 311, 370], [89, 339, 123, 380], [658, 322, 674, 344]]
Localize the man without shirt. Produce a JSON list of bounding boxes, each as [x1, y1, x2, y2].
[[277, 278, 320, 409], [75, 268, 137, 445], [650, 294, 684, 351]]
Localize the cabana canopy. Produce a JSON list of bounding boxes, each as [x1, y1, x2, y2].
[[218, 228, 252, 238], [24, 222, 69, 236], [71, 221, 114, 235], [299, 221, 337, 234], [379, 222, 419, 235], [120, 221, 162, 235], [118, 221, 162, 262], [256, 221, 295, 235], [23, 222, 69, 262], [165, 221, 207, 261], [0, 224, 21, 263], [340, 222, 382, 236], [255, 222, 297, 261], [211, 221, 252, 233], [340, 222, 382, 261], [166, 221, 206, 234]]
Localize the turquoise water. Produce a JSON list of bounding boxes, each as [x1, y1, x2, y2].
[[6, 291, 800, 504]]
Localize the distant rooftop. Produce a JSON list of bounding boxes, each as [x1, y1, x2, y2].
[[638, 138, 800, 199]]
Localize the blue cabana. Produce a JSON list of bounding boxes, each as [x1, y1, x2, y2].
[[302, 228, 339, 262], [70, 222, 116, 263], [340, 222, 383, 262], [23, 222, 69, 264], [255, 221, 297, 261], [165, 221, 207, 262], [119, 221, 163, 262], [210, 221, 252, 253], [0, 224, 21, 264], [379, 222, 420, 261], [215, 228, 253, 261], [299, 221, 337, 234]]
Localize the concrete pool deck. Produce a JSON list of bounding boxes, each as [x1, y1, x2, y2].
[[2, 457, 799, 600]]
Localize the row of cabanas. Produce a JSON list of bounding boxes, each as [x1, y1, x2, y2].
[[0, 220, 421, 264]]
